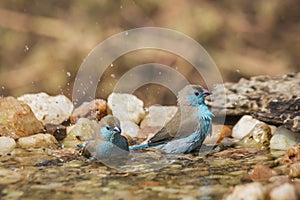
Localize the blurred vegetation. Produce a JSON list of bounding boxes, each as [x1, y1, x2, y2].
[[0, 0, 299, 105]]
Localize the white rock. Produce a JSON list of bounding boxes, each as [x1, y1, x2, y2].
[[140, 105, 178, 128], [18, 92, 74, 125], [270, 126, 300, 150], [120, 120, 140, 138], [232, 115, 265, 139], [63, 118, 98, 148], [107, 93, 145, 124], [0, 137, 16, 155], [269, 183, 297, 200], [17, 133, 58, 149], [226, 182, 265, 200]]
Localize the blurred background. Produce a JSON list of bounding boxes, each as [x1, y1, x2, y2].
[[0, 0, 299, 106]]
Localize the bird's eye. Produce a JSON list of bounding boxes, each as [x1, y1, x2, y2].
[[194, 91, 200, 96], [106, 126, 110, 131]]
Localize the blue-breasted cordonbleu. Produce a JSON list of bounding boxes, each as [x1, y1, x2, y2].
[[130, 84, 213, 153], [86, 115, 129, 159]]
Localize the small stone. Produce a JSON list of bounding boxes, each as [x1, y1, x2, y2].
[[232, 115, 265, 139], [237, 123, 272, 150], [270, 126, 300, 150], [225, 182, 265, 200], [0, 137, 16, 155], [44, 124, 66, 141], [289, 162, 300, 178], [62, 118, 97, 148], [248, 165, 277, 182], [279, 144, 300, 164], [18, 92, 74, 125], [140, 105, 178, 128], [204, 125, 232, 145], [70, 99, 107, 123], [269, 183, 298, 200], [120, 120, 140, 138], [107, 93, 145, 124], [17, 133, 58, 149], [0, 96, 43, 139]]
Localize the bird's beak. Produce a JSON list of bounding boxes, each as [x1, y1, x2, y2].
[[112, 126, 122, 134], [203, 89, 212, 97]]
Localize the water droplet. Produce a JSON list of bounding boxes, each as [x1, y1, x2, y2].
[[125, 31, 129, 36], [24, 45, 29, 52], [236, 69, 240, 73], [66, 72, 71, 77], [1, 86, 4, 90], [120, 5, 123, 9], [110, 63, 114, 67], [110, 74, 116, 79]]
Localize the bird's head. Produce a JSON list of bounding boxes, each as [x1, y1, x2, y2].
[[178, 85, 211, 107], [99, 115, 122, 140]]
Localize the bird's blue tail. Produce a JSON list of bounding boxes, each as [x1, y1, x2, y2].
[[129, 142, 167, 151], [129, 143, 149, 151]]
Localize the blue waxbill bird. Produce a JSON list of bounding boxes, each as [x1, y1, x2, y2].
[[86, 115, 129, 159], [130, 84, 213, 153]]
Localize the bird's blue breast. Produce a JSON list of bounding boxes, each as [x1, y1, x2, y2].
[[197, 105, 213, 138]]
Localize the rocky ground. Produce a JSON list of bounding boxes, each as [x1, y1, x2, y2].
[[0, 73, 300, 199]]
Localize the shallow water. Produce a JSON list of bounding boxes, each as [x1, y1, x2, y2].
[[0, 146, 283, 200]]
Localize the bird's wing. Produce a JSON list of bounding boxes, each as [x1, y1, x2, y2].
[[148, 107, 200, 145], [148, 108, 181, 145]]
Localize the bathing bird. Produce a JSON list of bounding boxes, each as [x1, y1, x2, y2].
[[130, 85, 213, 153], [86, 115, 129, 159]]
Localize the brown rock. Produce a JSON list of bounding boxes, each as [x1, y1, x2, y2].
[[289, 162, 300, 178], [279, 144, 300, 164], [70, 99, 107, 123], [17, 133, 58, 149], [204, 125, 232, 144], [44, 124, 67, 141], [0, 96, 43, 139], [248, 165, 277, 182]]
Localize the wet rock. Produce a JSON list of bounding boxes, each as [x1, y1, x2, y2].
[[225, 182, 265, 200], [0, 168, 23, 184], [207, 73, 300, 132], [18, 92, 74, 125], [120, 120, 140, 138], [140, 105, 178, 128], [70, 99, 107, 123], [289, 162, 300, 178], [269, 183, 298, 200], [214, 148, 259, 159], [0, 136, 16, 155], [270, 126, 300, 150], [62, 118, 97, 148], [0, 96, 43, 139], [248, 165, 277, 182], [237, 123, 272, 150], [232, 115, 265, 139], [279, 144, 300, 164], [107, 93, 145, 124], [17, 133, 58, 149], [44, 124, 66, 141], [254, 97, 300, 133], [204, 125, 232, 144]]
